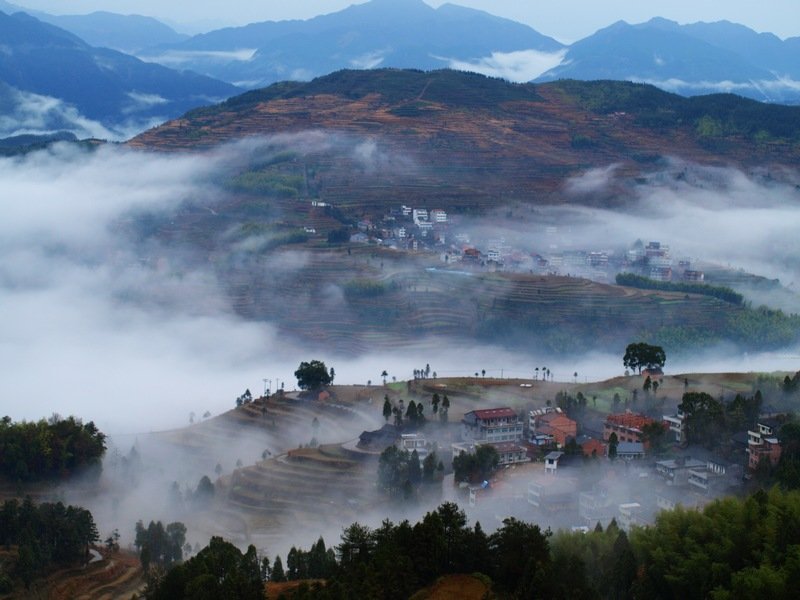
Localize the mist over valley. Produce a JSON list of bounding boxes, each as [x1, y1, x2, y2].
[[1, 4, 800, 597]]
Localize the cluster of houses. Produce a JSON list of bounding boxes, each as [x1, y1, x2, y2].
[[449, 402, 781, 531], [330, 198, 710, 285]]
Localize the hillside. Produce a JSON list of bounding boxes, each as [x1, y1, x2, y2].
[[130, 69, 800, 211], [123, 70, 800, 355]]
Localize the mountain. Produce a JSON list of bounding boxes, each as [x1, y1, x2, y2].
[[0, 1, 187, 53], [127, 70, 800, 354], [130, 69, 800, 208], [140, 0, 564, 87], [38, 11, 188, 54], [0, 11, 238, 138], [537, 18, 800, 104]]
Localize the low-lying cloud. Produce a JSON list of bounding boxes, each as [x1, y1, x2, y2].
[[139, 48, 258, 67], [2, 140, 799, 437], [444, 49, 567, 82]]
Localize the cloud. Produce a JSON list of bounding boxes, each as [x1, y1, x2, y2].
[[634, 76, 800, 100], [139, 48, 258, 67], [0, 85, 117, 139], [443, 49, 566, 82], [2, 137, 798, 439], [349, 50, 386, 69], [564, 164, 620, 195]]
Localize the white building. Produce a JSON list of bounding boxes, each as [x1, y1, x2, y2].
[[430, 209, 448, 223]]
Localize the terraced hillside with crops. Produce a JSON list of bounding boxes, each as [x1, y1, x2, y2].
[[121, 70, 800, 355], [130, 69, 800, 217]]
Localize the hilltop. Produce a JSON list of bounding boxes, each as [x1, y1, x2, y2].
[[130, 69, 800, 213]]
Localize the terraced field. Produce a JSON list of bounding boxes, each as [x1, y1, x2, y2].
[[130, 71, 800, 219], [227, 443, 378, 530]]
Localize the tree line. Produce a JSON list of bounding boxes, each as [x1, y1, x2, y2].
[[616, 272, 744, 305], [0, 497, 99, 590], [278, 489, 800, 599], [0, 415, 106, 481]]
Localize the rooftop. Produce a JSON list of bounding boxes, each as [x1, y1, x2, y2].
[[468, 407, 517, 420], [606, 412, 655, 430]]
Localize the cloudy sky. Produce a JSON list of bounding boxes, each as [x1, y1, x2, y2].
[[10, 0, 800, 41]]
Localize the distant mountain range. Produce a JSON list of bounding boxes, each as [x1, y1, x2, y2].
[[0, 10, 237, 139], [1, 0, 799, 142], [0, 0, 187, 52], [536, 18, 800, 104], [139, 0, 563, 88]]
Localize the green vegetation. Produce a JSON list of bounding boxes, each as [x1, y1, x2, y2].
[[622, 342, 666, 374], [134, 520, 187, 575], [0, 415, 106, 481], [294, 360, 333, 391], [452, 445, 499, 483], [616, 272, 744, 305], [148, 536, 263, 600], [228, 170, 304, 197], [552, 79, 800, 142], [0, 498, 98, 589], [343, 278, 388, 300], [191, 69, 543, 118], [191, 488, 800, 600]]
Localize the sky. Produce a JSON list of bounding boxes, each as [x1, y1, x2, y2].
[[9, 0, 800, 41]]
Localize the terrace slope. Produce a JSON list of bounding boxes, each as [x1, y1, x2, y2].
[[129, 69, 800, 212]]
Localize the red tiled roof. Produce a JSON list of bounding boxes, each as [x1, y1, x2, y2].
[[470, 407, 517, 420], [606, 413, 655, 430]]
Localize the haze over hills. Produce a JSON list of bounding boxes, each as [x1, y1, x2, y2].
[[139, 0, 564, 88], [536, 18, 800, 104], [121, 70, 800, 358], [0, 9, 237, 139], [0, 0, 188, 52]]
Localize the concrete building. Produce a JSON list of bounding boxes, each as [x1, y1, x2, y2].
[[747, 418, 782, 470], [462, 408, 524, 443]]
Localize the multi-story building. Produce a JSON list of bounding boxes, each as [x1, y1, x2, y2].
[[430, 209, 448, 223], [747, 418, 782, 470], [663, 410, 686, 444], [655, 457, 707, 486], [604, 411, 657, 446], [462, 407, 523, 443], [529, 408, 577, 448]]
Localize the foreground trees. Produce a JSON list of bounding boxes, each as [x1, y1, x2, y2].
[[149, 536, 263, 600], [0, 498, 98, 589], [268, 488, 800, 599]]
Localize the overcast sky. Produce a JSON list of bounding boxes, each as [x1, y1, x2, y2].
[[10, 0, 800, 41]]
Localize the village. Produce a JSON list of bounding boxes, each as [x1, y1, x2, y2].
[[350, 368, 788, 534], [336, 201, 705, 284]]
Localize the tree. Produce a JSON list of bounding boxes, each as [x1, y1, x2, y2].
[[271, 555, 286, 582], [382, 396, 392, 422], [608, 432, 619, 460], [623, 342, 666, 374], [381, 370, 388, 385], [678, 392, 725, 447], [294, 360, 333, 391]]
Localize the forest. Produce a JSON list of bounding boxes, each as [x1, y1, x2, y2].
[[0, 415, 106, 481], [0, 498, 98, 590], [140, 488, 800, 599]]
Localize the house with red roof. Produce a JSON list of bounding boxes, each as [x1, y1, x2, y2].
[[462, 407, 523, 443]]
